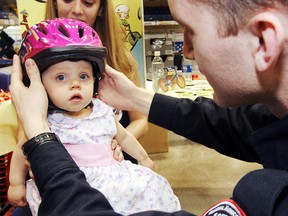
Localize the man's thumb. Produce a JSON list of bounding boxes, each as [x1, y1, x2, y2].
[[25, 59, 41, 84]]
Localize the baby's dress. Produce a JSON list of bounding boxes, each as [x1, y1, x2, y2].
[[26, 99, 181, 215]]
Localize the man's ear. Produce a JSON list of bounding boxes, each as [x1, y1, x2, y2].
[[183, 28, 195, 60], [250, 12, 285, 72]]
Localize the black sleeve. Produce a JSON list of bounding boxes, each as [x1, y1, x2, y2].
[[148, 94, 278, 162], [233, 169, 288, 216], [25, 141, 120, 216]]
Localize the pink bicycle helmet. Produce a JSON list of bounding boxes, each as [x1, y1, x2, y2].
[[19, 18, 107, 91]]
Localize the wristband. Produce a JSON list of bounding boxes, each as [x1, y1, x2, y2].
[[22, 132, 60, 160]]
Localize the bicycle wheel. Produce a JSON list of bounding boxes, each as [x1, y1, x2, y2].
[[159, 78, 169, 92], [167, 75, 177, 89], [177, 75, 186, 88]]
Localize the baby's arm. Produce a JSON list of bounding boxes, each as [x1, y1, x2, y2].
[[114, 119, 155, 170], [8, 122, 29, 207]]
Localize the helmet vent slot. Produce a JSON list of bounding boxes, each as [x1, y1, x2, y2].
[[36, 26, 47, 35], [78, 27, 84, 38], [57, 24, 70, 38]]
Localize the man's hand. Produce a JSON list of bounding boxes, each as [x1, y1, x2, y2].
[[98, 65, 154, 117], [98, 65, 138, 111], [9, 55, 50, 139]]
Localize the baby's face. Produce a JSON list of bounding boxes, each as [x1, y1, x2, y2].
[[42, 60, 95, 114]]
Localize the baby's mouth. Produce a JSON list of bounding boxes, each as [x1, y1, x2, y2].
[[70, 94, 83, 101]]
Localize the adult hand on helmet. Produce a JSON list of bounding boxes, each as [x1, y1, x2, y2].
[[98, 65, 137, 111], [98, 65, 154, 116], [9, 55, 50, 139]]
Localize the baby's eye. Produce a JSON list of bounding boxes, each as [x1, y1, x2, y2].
[[80, 74, 89, 80], [56, 74, 66, 81]]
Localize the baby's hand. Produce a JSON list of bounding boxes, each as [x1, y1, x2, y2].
[[111, 139, 124, 161], [139, 157, 156, 171], [8, 184, 27, 207]]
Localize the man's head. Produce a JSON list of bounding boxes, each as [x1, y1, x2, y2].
[[168, 0, 288, 117]]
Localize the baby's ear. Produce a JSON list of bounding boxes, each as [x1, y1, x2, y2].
[[250, 12, 285, 73]]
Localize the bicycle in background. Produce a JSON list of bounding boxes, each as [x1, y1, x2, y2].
[[159, 67, 186, 92]]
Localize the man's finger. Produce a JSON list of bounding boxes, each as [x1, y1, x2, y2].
[[10, 55, 23, 90], [105, 64, 116, 75], [25, 58, 41, 87], [105, 64, 124, 79]]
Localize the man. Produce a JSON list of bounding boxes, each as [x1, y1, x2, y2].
[[98, 0, 288, 215], [10, 0, 288, 215]]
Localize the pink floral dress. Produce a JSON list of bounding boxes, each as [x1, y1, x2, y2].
[[26, 99, 181, 215]]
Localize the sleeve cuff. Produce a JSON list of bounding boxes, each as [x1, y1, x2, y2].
[[22, 132, 60, 160]]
